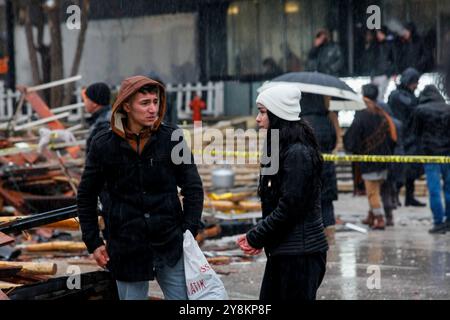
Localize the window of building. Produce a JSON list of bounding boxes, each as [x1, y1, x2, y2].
[[381, 0, 450, 69], [226, 0, 335, 79]]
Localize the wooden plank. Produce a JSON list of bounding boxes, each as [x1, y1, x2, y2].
[[17, 241, 86, 252], [0, 261, 57, 275], [0, 231, 15, 246], [0, 266, 22, 278]]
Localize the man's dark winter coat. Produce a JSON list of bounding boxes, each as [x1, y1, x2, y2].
[[306, 41, 344, 76], [412, 85, 450, 156], [77, 76, 204, 281]]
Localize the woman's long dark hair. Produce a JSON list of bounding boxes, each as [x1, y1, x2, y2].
[[265, 110, 323, 177]]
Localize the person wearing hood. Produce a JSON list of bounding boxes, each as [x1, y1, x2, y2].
[[237, 84, 328, 301], [412, 85, 450, 234], [77, 76, 204, 300], [344, 84, 397, 230], [388, 67, 426, 207], [300, 93, 339, 244]]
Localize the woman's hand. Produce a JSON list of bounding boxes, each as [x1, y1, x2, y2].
[[236, 234, 262, 256]]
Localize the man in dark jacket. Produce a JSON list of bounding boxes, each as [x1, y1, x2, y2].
[[77, 76, 204, 300], [81, 82, 112, 155], [412, 85, 450, 234], [394, 22, 427, 74], [301, 93, 338, 243], [306, 29, 344, 76], [371, 26, 396, 101], [81, 82, 112, 240], [388, 67, 425, 207]]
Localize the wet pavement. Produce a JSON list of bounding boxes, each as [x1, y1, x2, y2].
[[149, 193, 450, 300]]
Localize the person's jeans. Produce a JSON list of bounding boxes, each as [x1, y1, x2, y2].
[[116, 255, 188, 300], [424, 164, 450, 225]]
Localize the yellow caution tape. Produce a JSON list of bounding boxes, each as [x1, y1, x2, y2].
[[191, 149, 450, 164], [322, 154, 450, 164], [208, 192, 234, 201]]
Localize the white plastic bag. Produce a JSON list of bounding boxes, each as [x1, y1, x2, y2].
[[183, 230, 229, 300]]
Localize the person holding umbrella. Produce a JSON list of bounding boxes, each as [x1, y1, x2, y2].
[[237, 83, 328, 301], [301, 93, 339, 244]]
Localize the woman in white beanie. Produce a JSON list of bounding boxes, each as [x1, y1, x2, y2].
[[237, 83, 329, 300]]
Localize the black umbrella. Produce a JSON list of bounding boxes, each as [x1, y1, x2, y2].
[[259, 72, 365, 111]]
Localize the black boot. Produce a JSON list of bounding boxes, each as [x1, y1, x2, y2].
[[405, 198, 426, 207], [385, 209, 394, 226], [429, 223, 447, 234], [405, 179, 426, 207]]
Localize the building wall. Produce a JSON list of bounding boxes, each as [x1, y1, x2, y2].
[[14, 12, 198, 86]]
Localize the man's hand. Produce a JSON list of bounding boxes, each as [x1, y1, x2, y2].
[[93, 245, 109, 268], [236, 234, 262, 256]]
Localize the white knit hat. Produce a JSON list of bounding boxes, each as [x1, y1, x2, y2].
[[256, 83, 302, 121]]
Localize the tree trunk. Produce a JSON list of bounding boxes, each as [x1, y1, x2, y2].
[[23, 6, 41, 85], [36, 7, 51, 102], [63, 0, 90, 106], [47, 0, 64, 108]]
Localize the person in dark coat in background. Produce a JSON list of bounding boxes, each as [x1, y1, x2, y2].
[[77, 76, 204, 300], [388, 67, 426, 207], [301, 93, 339, 244], [81, 82, 112, 155], [237, 84, 328, 301], [371, 26, 396, 101], [412, 85, 450, 234], [344, 84, 397, 230], [306, 29, 344, 76], [376, 88, 405, 209], [262, 57, 283, 76], [362, 84, 399, 226], [81, 82, 112, 240], [394, 22, 427, 74], [358, 30, 377, 76]]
